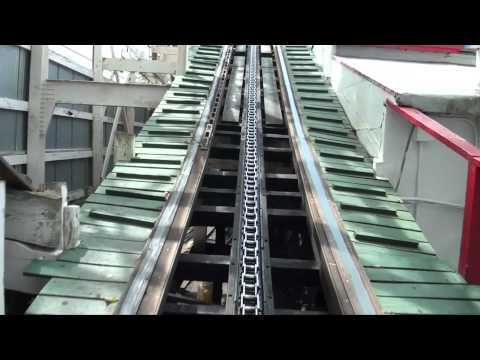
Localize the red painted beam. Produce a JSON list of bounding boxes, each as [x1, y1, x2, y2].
[[387, 99, 480, 160], [387, 99, 480, 283], [459, 160, 480, 282]]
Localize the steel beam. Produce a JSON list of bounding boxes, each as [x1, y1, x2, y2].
[[0, 97, 144, 126], [103, 58, 177, 74], [92, 45, 106, 188], [0, 97, 28, 112], [26, 45, 50, 188], [45, 80, 168, 108], [4, 150, 93, 165]]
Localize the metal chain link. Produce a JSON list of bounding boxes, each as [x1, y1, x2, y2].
[[238, 45, 263, 315]]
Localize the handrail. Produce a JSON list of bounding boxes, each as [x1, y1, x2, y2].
[[387, 99, 480, 283]]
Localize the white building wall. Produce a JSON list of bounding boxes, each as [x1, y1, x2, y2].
[[315, 54, 479, 272], [382, 110, 471, 270]]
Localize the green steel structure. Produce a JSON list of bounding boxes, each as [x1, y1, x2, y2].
[[22, 45, 480, 315]]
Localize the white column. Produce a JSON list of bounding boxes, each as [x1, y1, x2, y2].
[[0, 181, 5, 315], [92, 45, 105, 187], [176, 45, 188, 76], [26, 45, 50, 189], [322, 45, 336, 79]]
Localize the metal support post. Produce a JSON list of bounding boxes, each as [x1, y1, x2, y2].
[[26, 45, 50, 189], [92, 45, 105, 187], [176, 45, 188, 76], [459, 158, 480, 282], [212, 226, 225, 304]]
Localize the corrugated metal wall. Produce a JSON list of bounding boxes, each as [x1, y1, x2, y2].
[[0, 46, 29, 155], [0, 45, 151, 196]]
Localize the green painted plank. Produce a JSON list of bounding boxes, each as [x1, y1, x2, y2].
[[100, 178, 172, 192], [327, 178, 394, 192], [82, 203, 159, 222], [80, 214, 154, 232], [322, 163, 375, 177], [133, 154, 184, 164], [341, 210, 420, 231], [333, 190, 402, 204], [26, 295, 117, 315], [136, 136, 192, 145], [24, 259, 133, 283], [354, 242, 452, 271], [162, 98, 203, 105], [350, 237, 437, 256], [366, 268, 466, 284], [374, 283, 480, 300], [305, 120, 349, 131], [79, 236, 145, 254], [142, 122, 196, 129], [346, 221, 427, 247], [80, 224, 150, 242], [319, 149, 365, 161], [113, 165, 178, 178], [379, 297, 480, 315], [323, 173, 393, 188], [312, 133, 359, 145], [135, 147, 188, 156], [82, 209, 157, 228], [86, 193, 164, 211], [152, 111, 202, 120], [308, 125, 351, 137], [333, 194, 408, 212], [97, 186, 167, 201], [319, 157, 372, 169], [58, 248, 139, 268], [113, 161, 181, 170], [39, 278, 126, 302]]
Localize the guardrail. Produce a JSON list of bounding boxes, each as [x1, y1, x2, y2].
[[387, 99, 480, 283]]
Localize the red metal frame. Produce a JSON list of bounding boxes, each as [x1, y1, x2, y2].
[[367, 45, 464, 53], [387, 99, 480, 283]]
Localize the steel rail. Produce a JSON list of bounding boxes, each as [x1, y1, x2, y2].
[[274, 45, 380, 314], [118, 46, 229, 314]]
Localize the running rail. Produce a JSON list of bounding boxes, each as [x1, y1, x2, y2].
[[275, 45, 379, 314], [387, 99, 480, 283], [118, 46, 228, 314]]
